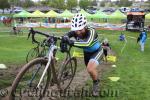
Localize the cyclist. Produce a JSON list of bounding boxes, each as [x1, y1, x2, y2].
[[102, 38, 111, 62], [63, 13, 103, 96], [12, 26, 17, 35]]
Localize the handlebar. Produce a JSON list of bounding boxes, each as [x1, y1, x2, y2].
[[27, 28, 62, 44], [27, 28, 74, 53]]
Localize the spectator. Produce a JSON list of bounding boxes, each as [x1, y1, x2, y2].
[[119, 33, 125, 41], [138, 29, 147, 52]]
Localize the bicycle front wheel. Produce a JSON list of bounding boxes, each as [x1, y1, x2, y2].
[[57, 57, 77, 90], [9, 58, 51, 100], [26, 48, 39, 62]]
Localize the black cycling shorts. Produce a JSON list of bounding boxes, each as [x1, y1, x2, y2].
[[103, 49, 108, 57], [83, 48, 103, 66]]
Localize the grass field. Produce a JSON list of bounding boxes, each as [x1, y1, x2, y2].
[[0, 25, 150, 100]]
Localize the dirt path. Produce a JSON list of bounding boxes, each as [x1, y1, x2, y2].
[[1, 63, 113, 100], [1, 51, 115, 100], [41, 58, 113, 100]]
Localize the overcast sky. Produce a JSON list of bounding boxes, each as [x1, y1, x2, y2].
[[31, 0, 148, 2]]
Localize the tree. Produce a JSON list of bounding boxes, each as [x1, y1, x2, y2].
[[146, 0, 150, 9], [79, 0, 92, 10], [91, 0, 97, 6], [100, 1, 106, 7], [8, 0, 22, 7], [23, 0, 35, 8], [48, 0, 66, 10], [0, 0, 10, 13], [40, 0, 49, 6], [118, 0, 132, 7], [67, 0, 78, 10]]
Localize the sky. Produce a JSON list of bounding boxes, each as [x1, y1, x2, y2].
[[97, 0, 148, 1], [31, 0, 148, 2]]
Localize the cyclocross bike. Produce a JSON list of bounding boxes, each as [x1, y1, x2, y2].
[[9, 28, 77, 100], [10, 27, 23, 35], [26, 34, 49, 62]]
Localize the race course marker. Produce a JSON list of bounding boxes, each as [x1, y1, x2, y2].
[[0, 64, 7, 69], [108, 77, 120, 82], [112, 64, 117, 67], [107, 56, 117, 62]]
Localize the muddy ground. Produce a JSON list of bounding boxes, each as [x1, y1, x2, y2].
[[0, 51, 115, 100]]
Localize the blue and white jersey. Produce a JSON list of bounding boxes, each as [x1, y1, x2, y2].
[[65, 26, 101, 52]]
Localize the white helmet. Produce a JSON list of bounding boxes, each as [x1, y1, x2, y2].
[[71, 13, 87, 31], [103, 38, 108, 43]]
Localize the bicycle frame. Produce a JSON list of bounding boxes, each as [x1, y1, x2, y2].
[[36, 46, 73, 89], [27, 28, 73, 89], [37, 44, 57, 88]]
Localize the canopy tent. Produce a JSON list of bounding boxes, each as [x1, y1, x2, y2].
[[91, 10, 108, 19], [58, 9, 74, 18], [79, 9, 91, 18], [46, 10, 59, 17], [145, 13, 150, 19], [126, 11, 145, 31], [13, 10, 32, 17], [109, 10, 126, 19], [127, 12, 145, 16], [31, 10, 46, 17]]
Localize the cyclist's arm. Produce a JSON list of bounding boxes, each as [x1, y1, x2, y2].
[[73, 28, 96, 47], [65, 31, 76, 38], [65, 28, 96, 47]]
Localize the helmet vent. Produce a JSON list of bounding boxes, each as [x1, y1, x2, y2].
[[75, 24, 77, 27], [75, 18, 78, 22]]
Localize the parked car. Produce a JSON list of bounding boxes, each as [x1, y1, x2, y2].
[[119, 7, 130, 13], [13, 7, 23, 13]]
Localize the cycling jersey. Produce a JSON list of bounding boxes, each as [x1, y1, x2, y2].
[[65, 26, 101, 53]]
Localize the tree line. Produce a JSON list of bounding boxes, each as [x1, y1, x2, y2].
[[0, 0, 150, 12]]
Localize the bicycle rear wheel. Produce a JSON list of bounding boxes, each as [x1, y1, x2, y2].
[[57, 57, 77, 90], [9, 58, 51, 100]]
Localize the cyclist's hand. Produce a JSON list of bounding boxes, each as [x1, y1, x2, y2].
[[62, 36, 74, 46], [62, 36, 69, 42], [68, 40, 74, 46]]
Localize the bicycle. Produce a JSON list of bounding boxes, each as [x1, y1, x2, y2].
[[10, 27, 23, 35], [9, 28, 77, 100], [26, 38, 48, 62]]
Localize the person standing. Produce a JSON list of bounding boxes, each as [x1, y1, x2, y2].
[[138, 29, 147, 52]]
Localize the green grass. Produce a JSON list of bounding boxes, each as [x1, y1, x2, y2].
[[0, 36, 33, 64], [0, 28, 150, 99], [0, 28, 85, 88], [0, 14, 14, 17], [84, 30, 150, 100]]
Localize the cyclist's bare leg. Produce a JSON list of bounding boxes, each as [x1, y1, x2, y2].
[[86, 60, 98, 81], [87, 60, 100, 96]]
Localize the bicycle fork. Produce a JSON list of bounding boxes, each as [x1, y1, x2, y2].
[[37, 45, 57, 88]]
